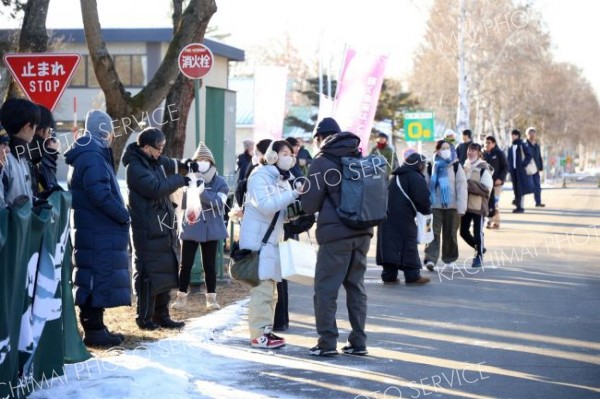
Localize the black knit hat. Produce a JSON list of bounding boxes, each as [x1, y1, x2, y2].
[[314, 117, 341, 138], [137, 127, 166, 149]]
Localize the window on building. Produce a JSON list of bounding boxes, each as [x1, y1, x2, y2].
[[69, 54, 147, 88]]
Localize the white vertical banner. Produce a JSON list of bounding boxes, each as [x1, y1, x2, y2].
[[253, 66, 288, 142], [316, 93, 335, 123], [333, 47, 389, 154]]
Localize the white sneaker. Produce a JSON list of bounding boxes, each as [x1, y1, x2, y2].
[[171, 291, 188, 310]]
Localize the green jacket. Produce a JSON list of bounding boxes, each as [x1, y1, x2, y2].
[[370, 145, 398, 175]]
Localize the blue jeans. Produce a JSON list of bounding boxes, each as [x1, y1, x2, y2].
[[532, 172, 542, 205]]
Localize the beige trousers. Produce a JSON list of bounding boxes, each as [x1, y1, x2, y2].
[[248, 279, 278, 339]]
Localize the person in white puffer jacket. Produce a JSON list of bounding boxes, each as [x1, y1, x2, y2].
[[461, 143, 494, 268], [239, 139, 301, 350]]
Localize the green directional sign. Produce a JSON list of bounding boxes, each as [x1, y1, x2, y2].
[[404, 111, 435, 142]]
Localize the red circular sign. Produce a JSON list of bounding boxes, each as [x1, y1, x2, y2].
[[178, 43, 214, 79]]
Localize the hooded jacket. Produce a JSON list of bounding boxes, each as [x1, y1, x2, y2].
[[65, 135, 131, 308], [301, 132, 374, 244], [376, 161, 431, 268], [122, 142, 187, 295]]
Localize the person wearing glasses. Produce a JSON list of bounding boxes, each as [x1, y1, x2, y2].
[[65, 109, 131, 347], [123, 127, 192, 331]]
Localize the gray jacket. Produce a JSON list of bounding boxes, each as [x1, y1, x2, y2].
[[3, 152, 33, 205], [180, 174, 229, 243]]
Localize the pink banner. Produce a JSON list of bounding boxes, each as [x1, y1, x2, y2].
[[253, 66, 288, 142], [333, 48, 388, 154]]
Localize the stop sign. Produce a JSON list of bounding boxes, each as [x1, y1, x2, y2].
[[178, 43, 214, 79]]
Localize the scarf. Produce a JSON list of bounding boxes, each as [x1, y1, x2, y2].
[[196, 165, 217, 183], [275, 165, 291, 180], [430, 157, 453, 207]]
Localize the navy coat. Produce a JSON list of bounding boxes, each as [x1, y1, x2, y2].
[[65, 138, 131, 308], [507, 140, 534, 197], [376, 163, 431, 270]]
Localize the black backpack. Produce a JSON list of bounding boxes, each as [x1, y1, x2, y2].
[[325, 153, 388, 229]]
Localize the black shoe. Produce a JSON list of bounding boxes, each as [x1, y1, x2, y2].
[[152, 317, 185, 329], [342, 344, 368, 356], [425, 261, 435, 272], [512, 208, 525, 213], [536, 203, 546, 207], [136, 319, 160, 331], [83, 329, 122, 347], [104, 327, 125, 341], [309, 345, 338, 356]]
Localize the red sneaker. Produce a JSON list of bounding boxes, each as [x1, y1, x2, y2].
[[251, 333, 285, 349]]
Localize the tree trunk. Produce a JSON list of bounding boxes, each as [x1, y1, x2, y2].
[[455, 0, 470, 133], [80, 0, 217, 170], [6, 0, 49, 99]]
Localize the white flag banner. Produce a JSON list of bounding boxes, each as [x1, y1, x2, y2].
[[253, 66, 288, 142], [315, 93, 335, 134], [333, 47, 388, 154]]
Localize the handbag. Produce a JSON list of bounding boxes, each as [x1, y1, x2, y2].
[[228, 211, 280, 286], [279, 234, 316, 286], [521, 146, 538, 176], [396, 176, 434, 244]]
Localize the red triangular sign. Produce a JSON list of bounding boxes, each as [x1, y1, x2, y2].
[[3, 53, 81, 112]]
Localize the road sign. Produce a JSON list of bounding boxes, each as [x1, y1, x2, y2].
[[178, 43, 214, 79], [3, 53, 81, 111], [404, 111, 435, 142]]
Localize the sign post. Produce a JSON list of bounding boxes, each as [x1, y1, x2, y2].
[[177, 43, 214, 283], [3, 53, 81, 111], [404, 111, 435, 154]]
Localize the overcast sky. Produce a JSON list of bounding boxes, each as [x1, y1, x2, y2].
[[1, 0, 599, 96]]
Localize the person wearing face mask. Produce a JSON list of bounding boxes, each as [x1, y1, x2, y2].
[[460, 143, 493, 267], [234, 138, 272, 207], [377, 151, 432, 285], [123, 127, 190, 331], [239, 139, 302, 349], [424, 140, 467, 273], [65, 110, 131, 346], [173, 142, 229, 311]]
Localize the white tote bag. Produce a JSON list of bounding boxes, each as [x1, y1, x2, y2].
[[396, 176, 434, 245], [279, 238, 316, 286]]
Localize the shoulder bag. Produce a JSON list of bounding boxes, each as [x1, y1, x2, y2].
[[228, 211, 280, 286], [396, 176, 434, 244]]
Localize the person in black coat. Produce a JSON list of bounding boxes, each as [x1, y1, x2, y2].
[[456, 129, 473, 165], [483, 136, 508, 229], [236, 139, 254, 185], [31, 105, 60, 194], [507, 129, 534, 213], [376, 151, 432, 285], [65, 110, 130, 347], [123, 128, 190, 330], [526, 127, 545, 207]]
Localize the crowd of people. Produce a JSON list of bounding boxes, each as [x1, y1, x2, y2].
[[1, 98, 547, 355]]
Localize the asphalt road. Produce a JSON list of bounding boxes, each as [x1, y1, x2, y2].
[[213, 182, 600, 399]]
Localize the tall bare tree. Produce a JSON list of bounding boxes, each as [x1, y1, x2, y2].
[[4, 0, 49, 99], [81, 0, 217, 168]]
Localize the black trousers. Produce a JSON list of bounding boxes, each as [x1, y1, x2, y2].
[[180, 240, 219, 293], [273, 279, 289, 329], [460, 212, 484, 257]]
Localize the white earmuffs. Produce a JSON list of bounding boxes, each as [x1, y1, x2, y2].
[[264, 140, 278, 165]]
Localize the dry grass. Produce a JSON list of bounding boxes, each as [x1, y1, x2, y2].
[[83, 278, 250, 357]]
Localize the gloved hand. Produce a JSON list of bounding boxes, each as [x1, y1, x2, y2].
[[184, 176, 192, 186], [178, 158, 192, 175], [189, 161, 200, 173], [287, 200, 303, 219]]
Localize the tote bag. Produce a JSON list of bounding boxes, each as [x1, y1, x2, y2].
[[396, 176, 434, 245], [279, 237, 316, 286]]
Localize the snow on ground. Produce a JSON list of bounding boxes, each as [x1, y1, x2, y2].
[[27, 299, 303, 399]]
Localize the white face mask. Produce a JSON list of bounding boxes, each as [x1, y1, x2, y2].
[[440, 149, 452, 160], [252, 152, 261, 165], [276, 155, 295, 171], [197, 160, 211, 173]]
